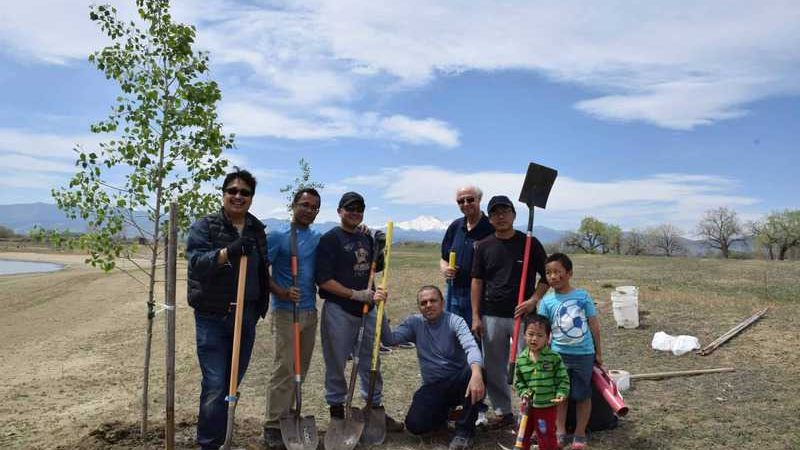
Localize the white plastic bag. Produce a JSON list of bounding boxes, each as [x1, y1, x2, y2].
[[651, 331, 700, 356]]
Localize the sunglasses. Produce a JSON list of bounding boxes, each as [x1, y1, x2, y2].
[[223, 187, 252, 197], [456, 196, 476, 205], [344, 205, 365, 213]]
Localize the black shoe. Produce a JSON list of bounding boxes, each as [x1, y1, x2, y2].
[[263, 426, 284, 449], [385, 412, 404, 432], [330, 403, 345, 420]]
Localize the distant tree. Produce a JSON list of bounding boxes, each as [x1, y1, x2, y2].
[[752, 210, 800, 260], [0, 225, 16, 239], [697, 207, 744, 258], [565, 216, 607, 254], [45, 0, 232, 434], [624, 228, 648, 255], [601, 223, 622, 255], [648, 224, 684, 257], [280, 157, 325, 212]]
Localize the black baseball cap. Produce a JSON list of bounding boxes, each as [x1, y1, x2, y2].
[[487, 195, 516, 214], [338, 191, 365, 209]]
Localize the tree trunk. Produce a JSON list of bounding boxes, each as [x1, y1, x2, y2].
[[779, 245, 788, 261]]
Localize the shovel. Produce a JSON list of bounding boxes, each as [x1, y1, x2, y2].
[[280, 225, 319, 450], [507, 162, 557, 385], [361, 222, 394, 445], [324, 229, 385, 450], [221, 254, 248, 450], [445, 250, 456, 311], [497, 398, 530, 450]]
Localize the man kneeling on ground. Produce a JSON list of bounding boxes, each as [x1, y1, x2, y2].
[[380, 285, 485, 450]]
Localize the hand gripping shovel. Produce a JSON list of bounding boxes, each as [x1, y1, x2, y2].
[[324, 228, 386, 450], [507, 162, 557, 385], [497, 399, 530, 450], [445, 250, 456, 311], [221, 254, 248, 450], [361, 222, 394, 445], [280, 225, 319, 450]]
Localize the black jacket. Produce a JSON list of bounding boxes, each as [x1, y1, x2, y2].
[[186, 209, 269, 317]]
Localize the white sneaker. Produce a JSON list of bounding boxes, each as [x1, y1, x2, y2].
[[475, 411, 488, 427]]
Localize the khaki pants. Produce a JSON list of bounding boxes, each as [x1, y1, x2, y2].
[[264, 308, 318, 425]]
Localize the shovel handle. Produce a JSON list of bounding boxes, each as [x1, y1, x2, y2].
[[228, 254, 248, 397], [369, 222, 393, 371], [508, 231, 532, 384]]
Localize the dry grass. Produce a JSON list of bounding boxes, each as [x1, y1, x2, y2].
[[1, 245, 798, 449]]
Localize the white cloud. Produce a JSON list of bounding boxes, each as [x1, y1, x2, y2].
[[2, 1, 799, 131], [378, 115, 459, 148], [221, 101, 459, 147], [344, 165, 759, 230], [0, 128, 100, 160]]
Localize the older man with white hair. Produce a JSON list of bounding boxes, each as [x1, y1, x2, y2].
[[440, 185, 494, 329]]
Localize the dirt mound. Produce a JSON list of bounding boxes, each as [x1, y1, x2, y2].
[[58, 418, 270, 450]]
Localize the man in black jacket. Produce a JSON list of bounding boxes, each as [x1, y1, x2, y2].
[[186, 168, 269, 450]]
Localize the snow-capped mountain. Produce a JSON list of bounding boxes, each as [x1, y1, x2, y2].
[[394, 215, 449, 232]]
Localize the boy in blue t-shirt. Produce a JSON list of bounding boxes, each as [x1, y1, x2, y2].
[[537, 253, 603, 450]]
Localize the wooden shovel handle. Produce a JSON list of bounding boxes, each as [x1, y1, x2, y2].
[[228, 254, 248, 397]]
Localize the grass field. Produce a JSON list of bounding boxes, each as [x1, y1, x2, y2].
[[1, 244, 798, 449]]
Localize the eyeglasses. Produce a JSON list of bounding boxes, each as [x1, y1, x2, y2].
[[344, 205, 365, 213], [223, 187, 252, 197], [295, 201, 320, 212], [456, 196, 476, 205]]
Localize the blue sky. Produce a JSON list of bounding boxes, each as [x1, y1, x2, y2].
[[0, 0, 798, 234]]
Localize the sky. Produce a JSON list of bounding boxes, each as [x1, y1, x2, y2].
[[1, 0, 798, 234]]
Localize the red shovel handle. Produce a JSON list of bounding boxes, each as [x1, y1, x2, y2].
[[508, 233, 532, 381]]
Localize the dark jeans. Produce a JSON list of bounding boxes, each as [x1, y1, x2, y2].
[[405, 367, 480, 438], [195, 306, 259, 450]]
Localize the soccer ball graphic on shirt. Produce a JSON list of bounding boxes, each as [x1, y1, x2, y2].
[[553, 299, 589, 343]]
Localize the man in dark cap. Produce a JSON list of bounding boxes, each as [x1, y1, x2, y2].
[[470, 195, 549, 429], [315, 191, 403, 431]]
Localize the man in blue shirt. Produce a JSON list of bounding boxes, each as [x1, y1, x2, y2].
[[382, 285, 485, 450], [263, 188, 322, 448], [440, 185, 494, 329]]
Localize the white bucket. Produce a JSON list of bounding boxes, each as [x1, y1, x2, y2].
[[611, 286, 639, 328], [609, 369, 631, 392]]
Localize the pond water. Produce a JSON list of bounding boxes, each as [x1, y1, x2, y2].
[[0, 259, 64, 275]]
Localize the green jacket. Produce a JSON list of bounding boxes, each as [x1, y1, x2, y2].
[[514, 346, 570, 408]]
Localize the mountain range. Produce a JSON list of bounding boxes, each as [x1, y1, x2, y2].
[[1, 202, 568, 244], [2, 202, 754, 256]]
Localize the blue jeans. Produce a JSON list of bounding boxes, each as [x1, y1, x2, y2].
[[195, 306, 259, 450], [445, 283, 473, 329]]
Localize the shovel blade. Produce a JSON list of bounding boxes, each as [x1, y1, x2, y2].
[[280, 415, 319, 450], [360, 406, 386, 445], [519, 162, 557, 209], [323, 408, 364, 450]]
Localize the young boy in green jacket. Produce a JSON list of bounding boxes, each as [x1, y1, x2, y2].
[[514, 315, 570, 450]]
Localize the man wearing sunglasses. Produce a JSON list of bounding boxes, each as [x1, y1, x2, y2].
[[263, 187, 323, 448], [186, 168, 270, 450], [440, 186, 494, 329], [315, 191, 404, 432]]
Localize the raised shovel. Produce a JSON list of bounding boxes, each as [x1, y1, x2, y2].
[[221, 253, 248, 450], [323, 228, 386, 450], [507, 162, 557, 385], [280, 225, 319, 450]]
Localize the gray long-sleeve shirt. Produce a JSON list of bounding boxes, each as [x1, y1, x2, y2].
[[384, 312, 483, 385]]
